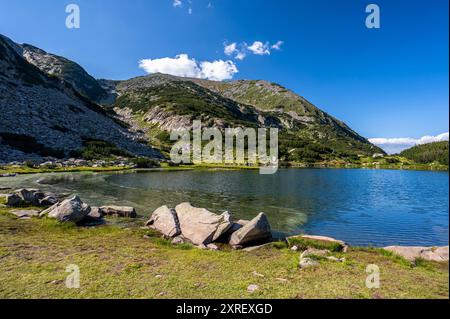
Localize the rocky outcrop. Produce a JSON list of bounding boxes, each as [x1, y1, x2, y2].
[[175, 203, 233, 245], [4, 188, 59, 207], [146, 204, 272, 248], [99, 206, 137, 218], [44, 195, 91, 223], [229, 213, 272, 247], [145, 205, 181, 238], [384, 246, 449, 262]]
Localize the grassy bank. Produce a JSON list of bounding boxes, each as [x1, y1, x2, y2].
[[0, 206, 447, 299], [0, 165, 134, 175]]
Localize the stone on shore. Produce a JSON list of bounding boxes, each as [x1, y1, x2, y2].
[[229, 213, 272, 247], [300, 248, 330, 259], [175, 202, 233, 245], [46, 195, 91, 223], [145, 205, 181, 238], [99, 205, 137, 218], [384, 246, 449, 262], [299, 257, 320, 269], [10, 209, 40, 219], [5, 194, 22, 206]]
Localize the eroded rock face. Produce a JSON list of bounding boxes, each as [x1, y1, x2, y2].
[[99, 206, 137, 218], [384, 246, 449, 262], [145, 205, 181, 238], [46, 195, 91, 223], [229, 213, 272, 247], [175, 203, 233, 245]]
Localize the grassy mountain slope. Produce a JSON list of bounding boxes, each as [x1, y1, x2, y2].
[[110, 74, 384, 161], [399, 141, 449, 165]]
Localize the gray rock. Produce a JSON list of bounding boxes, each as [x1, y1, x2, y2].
[[384, 246, 449, 262], [175, 203, 233, 246], [299, 258, 320, 269], [99, 205, 137, 218], [5, 194, 22, 206], [207, 243, 219, 251], [10, 209, 40, 218], [82, 206, 104, 223], [15, 188, 44, 205], [229, 213, 272, 247], [145, 205, 181, 238], [38, 195, 59, 206], [46, 195, 91, 223], [247, 284, 259, 293], [171, 236, 185, 245], [300, 248, 330, 259]]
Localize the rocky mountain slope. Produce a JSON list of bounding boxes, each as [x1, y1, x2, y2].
[[107, 73, 384, 161], [20, 43, 112, 104], [0, 34, 161, 163]]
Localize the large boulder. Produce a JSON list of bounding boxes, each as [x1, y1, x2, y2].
[[229, 213, 272, 247], [15, 188, 44, 205], [384, 246, 449, 262], [46, 195, 91, 223], [5, 194, 22, 206], [175, 203, 233, 245], [145, 205, 181, 238], [99, 206, 137, 218]]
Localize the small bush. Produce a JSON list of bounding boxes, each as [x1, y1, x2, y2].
[[133, 157, 160, 168]]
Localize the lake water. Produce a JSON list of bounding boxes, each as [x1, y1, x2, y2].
[[1, 168, 448, 247]]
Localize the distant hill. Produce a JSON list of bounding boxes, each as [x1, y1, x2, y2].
[[399, 141, 449, 165]]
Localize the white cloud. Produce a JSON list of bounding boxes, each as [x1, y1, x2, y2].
[[369, 132, 449, 154], [247, 41, 271, 55], [139, 54, 238, 81], [235, 51, 246, 61], [173, 0, 182, 7], [271, 40, 284, 50], [223, 40, 283, 60], [188, 7, 192, 14], [224, 42, 237, 56], [200, 60, 238, 81]]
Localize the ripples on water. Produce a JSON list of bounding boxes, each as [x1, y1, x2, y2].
[[1, 168, 448, 247]]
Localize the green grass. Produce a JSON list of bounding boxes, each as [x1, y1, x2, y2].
[[287, 236, 344, 252], [0, 206, 447, 299]]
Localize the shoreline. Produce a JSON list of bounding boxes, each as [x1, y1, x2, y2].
[[1, 161, 448, 176]]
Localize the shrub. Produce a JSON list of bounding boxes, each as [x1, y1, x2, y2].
[[132, 157, 160, 168]]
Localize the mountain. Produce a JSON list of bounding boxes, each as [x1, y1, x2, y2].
[[0, 34, 161, 163], [399, 141, 449, 165], [107, 73, 384, 161], [0, 33, 384, 164], [20, 43, 112, 104]]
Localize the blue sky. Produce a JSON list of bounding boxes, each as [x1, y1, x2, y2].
[[0, 0, 448, 152]]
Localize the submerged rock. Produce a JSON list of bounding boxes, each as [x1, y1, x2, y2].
[[145, 205, 181, 238], [45, 195, 91, 223], [229, 213, 272, 247], [175, 202, 233, 245], [99, 205, 137, 218]]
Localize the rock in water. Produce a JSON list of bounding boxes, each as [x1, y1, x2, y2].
[[175, 203, 233, 245], [47, 195, 91, 223], [145, 205, 181, 238], [229, 213, 272, 247], [99, 206, 137, 218]]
